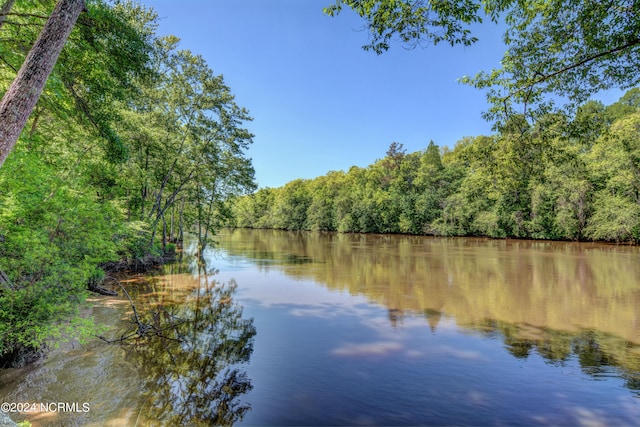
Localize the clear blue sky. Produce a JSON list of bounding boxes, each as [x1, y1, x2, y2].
[[143, 0, 624, 189]]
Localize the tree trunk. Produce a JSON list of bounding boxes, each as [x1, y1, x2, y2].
[[170, 203, 175, 242], [162, 214, 167, 252], [0, 0, 85, 167], [178, 200, 184, 246]]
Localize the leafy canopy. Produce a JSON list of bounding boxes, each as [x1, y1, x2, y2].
[[325, 0, 640, 124]]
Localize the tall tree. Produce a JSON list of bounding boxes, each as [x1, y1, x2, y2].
[[0, 0, 85, 167]]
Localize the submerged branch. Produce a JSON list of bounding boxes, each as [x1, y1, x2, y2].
[[96, 278, 185, 344]]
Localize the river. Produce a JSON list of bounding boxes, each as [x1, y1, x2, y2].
[[1, 229, 640, 426]]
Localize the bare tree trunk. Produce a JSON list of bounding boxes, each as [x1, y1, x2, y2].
[[170, 203, 175, 242], [162, 214, 167, 252], [179, 200, 184, 246], [0, 0, 85, 167]]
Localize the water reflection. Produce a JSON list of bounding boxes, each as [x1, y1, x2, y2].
[[3, 229, 640, 426], [217, 229, 640, 337], [468, 318, 640, 396], [0, 261, 256, 427], [216, 229, 640, 397], [120, 269, 256, 426]]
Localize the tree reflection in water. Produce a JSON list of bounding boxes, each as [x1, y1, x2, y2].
[[456, 317, 640, 396], [217, 229, 640, 397], [123, 272, 256, 426]]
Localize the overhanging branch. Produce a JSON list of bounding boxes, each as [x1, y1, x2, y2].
[[504, 37, 640, 104]]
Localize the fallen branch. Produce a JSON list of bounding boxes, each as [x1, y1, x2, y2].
[[96, 279, 185, 344], [88, 281, 118, 296]]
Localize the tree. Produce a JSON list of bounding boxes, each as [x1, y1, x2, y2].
[[0, 0, 86, 167], [114, 40, 255, 254], [0, 0, 257, 367], [307, 172, 343, 231], [324, 0, 487, 53], [0, 0, 165, 367], [325, 0, 640, 124], [229, 89, 640, 242], [0, 0, 155, 168], [272, 179, 312, 230], [469, 0, 640, 124], [0, 149, 123, 366], [57, 0, 156, 164]]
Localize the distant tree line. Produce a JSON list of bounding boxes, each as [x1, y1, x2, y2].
[[231, 89, 640, 243]]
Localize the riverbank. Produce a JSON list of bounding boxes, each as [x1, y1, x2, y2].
[[0, 245, 252, 426], [0, 244, 178, 370], [230, 225, 640, 246], [0, 291, 143, 427]]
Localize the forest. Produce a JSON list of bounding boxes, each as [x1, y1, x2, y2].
[[0, 1, 255, 367], [231, 89, 640, 242]]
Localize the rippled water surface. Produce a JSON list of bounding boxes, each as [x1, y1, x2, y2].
[[2, 229, 640, 426]]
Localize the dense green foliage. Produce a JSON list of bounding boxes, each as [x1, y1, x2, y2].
[[232, 90, 640, 243], [0, 1, 254, 365], [325, 0, 640, 125]]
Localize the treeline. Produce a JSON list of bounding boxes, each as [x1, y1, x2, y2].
[[0, 1, 254, 366], [232, 89, 640, 242]]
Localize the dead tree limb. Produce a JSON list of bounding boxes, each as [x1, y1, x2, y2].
[[96, 279, 185, 344]]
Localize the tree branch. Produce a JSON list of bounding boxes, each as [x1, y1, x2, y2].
[[505, 37, 640, 104], [96, 278, 187, 344], [0, 12, 49, 20], [0, 54, 17, 72]]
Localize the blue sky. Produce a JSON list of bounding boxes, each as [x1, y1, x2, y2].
[[143, 0, 624, 189]]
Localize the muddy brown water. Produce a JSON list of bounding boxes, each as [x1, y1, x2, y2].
[[2, 229, 640, 426]]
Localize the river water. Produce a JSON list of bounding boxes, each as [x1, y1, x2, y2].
[[1, 229, 640, 426]]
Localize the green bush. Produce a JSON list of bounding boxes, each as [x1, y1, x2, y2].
[[0, 151, 121, 365]]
